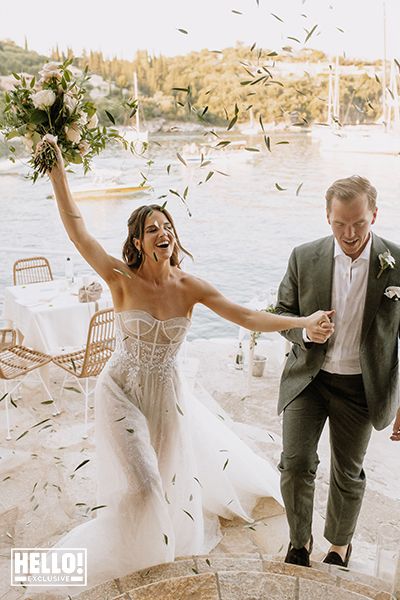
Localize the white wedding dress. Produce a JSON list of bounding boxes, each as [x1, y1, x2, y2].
[[25, 309, 282, 598]]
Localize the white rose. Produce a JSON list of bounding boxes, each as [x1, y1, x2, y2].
[[77, 112, 88, 126], [65, 124, 81, 144], [39, 62, 63, 82], [78, 140, 90, 155], [32, 89, 56, 110], [64, 93, 78, 113], [87, 113, 99, 129]]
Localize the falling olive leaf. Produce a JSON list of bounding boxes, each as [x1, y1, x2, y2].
[[165, 491, 170, 504], [193, 476, 202, 487], [245, 147, 260, 152], [232, 9, 243, 14], [336, 27, 344, 33], [105, 110, 115, 124], [227, 114, 238, 130], [74, 459, 90, 472], [64, 386, 81, 394], [176, 152, 187, 166], [205, 171, 214, 182], [296, 182, 303, 196], [176, 403, 184, 416], [250, 42, 256, 52], [166, 164, 171, 174], [171, 87, 190, 93], [183, 509, 195, 521], [163, 534, 169, 545], [172, 474, 176, 485], [223, 458, 229, 470], [304, 24, 318, 44], [126, 428, 135, 433], [275, 141, 289, 145], [114, 416, 126, 422], [275, 183, 287, 191], [264, 136, 271, 151], [387, 87, 395, 101], [16, 430, 29, 441], [287, 36, 301, 43], [215, 140, 231, 148], [271, 13, 284, 22], [153, 252, 158, 262], [206, 558, 211, 566], [177, 28, 188, 34], [90, 505, 107, 512]]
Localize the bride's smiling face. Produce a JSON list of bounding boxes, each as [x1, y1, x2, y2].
[[140, 210, 176, 261]]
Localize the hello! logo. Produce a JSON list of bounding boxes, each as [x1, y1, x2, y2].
[[11, 548, 87, 586]]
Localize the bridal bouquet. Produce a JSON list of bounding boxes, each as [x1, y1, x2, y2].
[[0, 59, 137, 181]]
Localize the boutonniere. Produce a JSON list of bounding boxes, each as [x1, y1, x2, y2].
[[377, 250, 396, 278], [384, 286, 400, 301]]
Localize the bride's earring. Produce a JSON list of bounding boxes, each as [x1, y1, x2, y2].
[[137, 248, 142, 259]]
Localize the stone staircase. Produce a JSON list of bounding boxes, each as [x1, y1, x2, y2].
[[73, 554, 395, 600]]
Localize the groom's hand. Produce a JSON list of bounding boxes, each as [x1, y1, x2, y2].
[[390, 409, 400, 441], [305, 310, 335, 344]]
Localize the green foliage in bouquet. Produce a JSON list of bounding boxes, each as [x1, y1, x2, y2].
[[0, 58, 139, 181]]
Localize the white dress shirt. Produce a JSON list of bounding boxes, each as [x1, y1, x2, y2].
[[321, 237, 372, 374]]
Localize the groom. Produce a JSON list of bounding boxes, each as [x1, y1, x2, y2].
[[276, 175, 400, 568]]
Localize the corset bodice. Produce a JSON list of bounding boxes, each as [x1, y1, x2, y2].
[[107, 309, 191, 387]]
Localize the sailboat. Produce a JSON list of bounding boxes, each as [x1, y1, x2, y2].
[[313, 3, 400, 156], [119, 72, 149, 144], [239, 108, 261, 136]]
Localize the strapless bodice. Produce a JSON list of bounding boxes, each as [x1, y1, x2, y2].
[[107, 309, 191, 387]]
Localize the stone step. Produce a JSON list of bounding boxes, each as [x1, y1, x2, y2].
[[75, 554, 393, 600], [111, 571, 374, 600]]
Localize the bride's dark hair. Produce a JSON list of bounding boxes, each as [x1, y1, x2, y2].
[[122, 204, 193, 270]]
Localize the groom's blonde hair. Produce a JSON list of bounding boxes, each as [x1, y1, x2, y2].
[[326, 175, 377, 212]]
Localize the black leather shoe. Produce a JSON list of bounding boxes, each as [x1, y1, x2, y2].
[[322, 543, 352, 567], [284, 535, 313, 567]]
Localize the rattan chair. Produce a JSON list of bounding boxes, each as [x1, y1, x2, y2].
[[0, 328, 17, 351], [0, 342, 58, 440], [52, 308, 115, 438], [13, 256, 53, 286]]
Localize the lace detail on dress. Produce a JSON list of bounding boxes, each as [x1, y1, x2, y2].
[[108, 310, 190, 391]]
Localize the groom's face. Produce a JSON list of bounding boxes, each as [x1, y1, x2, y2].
[[327, 193, 378, 260]]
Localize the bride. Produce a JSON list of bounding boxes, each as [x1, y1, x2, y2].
[[26, 137, 333, 597]]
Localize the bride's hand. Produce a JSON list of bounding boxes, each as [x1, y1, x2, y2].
[[36, 134, 65, 179], [305, 310, 335, 344]]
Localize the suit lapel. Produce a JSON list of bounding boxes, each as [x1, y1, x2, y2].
[[312, 237, 334, 310], [361, 233, 391, 343]]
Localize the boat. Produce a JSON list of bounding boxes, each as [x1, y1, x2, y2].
[[239, 108, 261, 136], [69, 184, 150, 201], [312, 8, 400, 156], [119, 72, 149, 145]]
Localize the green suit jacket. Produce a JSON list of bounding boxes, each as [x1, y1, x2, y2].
[[276, 233, 400, 430]]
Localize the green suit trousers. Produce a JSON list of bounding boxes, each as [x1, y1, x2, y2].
[[278, 370, 372, 548]]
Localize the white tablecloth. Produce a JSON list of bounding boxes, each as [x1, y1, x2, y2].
[[3, 279, 113, 353]]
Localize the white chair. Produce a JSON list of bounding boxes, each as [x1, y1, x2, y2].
[[52, 308, 115, 438]]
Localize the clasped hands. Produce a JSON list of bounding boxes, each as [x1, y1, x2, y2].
[[306, 309, 335, 344]]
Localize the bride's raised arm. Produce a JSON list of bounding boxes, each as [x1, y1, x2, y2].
[[44, 136, 126, 284]]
